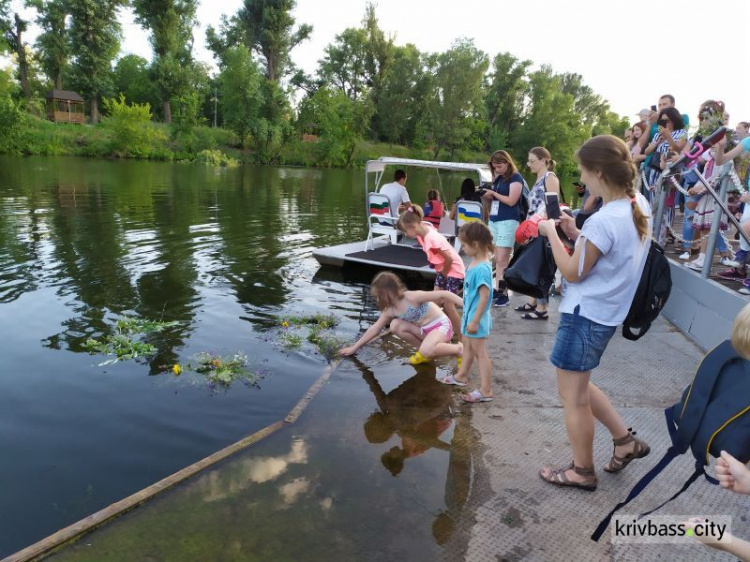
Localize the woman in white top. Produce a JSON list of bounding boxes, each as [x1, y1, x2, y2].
[[537, 135, 653, 491], [516, 146, 560, 319]]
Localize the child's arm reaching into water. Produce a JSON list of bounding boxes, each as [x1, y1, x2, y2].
[[339, 312, 392, 356]]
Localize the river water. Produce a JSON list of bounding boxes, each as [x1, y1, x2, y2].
[[0, 156, 474, 556]]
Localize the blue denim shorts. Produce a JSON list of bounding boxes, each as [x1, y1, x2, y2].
[[550, 307, 617, 372]]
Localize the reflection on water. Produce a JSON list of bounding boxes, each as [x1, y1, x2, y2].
[[360, 362, 453, 476], [47, 348, 488, 561], [0, 156, 377, 557], [201, 438, 308, 503], [0, 155, 479, 558]]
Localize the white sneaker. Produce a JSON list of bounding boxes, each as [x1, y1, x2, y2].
[[686, 258, 705, 271], [678, 251, 691, 260], [721, 256, 741, 268]]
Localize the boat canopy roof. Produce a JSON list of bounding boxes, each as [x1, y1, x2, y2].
[[365, 157, 492, 184]]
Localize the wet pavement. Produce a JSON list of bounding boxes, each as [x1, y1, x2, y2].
[[40, 300, 748, 561]]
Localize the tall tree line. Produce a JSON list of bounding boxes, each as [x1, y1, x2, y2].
[[0, 0, 627, 170]]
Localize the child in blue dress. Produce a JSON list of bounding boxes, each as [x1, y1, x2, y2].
[[441, 222, 495, 403]]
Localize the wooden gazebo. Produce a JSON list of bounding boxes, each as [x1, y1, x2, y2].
[[45, 90, 85, 124]]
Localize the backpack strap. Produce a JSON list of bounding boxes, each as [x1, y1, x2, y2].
[[591, 440, 680, 541], [638, 459, 705, 518], [674, 340, 739, 451]]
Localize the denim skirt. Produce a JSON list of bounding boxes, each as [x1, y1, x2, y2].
[[550, 306, 617, 372]]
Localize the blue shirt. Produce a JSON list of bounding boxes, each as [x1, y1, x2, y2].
[[490, 172, 524, 222], [462, 261, 493, 338]]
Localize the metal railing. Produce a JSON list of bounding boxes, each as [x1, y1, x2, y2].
[[653, 165, 750, 279]]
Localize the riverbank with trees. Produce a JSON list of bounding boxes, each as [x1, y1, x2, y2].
[[0, 0, 628, 180]]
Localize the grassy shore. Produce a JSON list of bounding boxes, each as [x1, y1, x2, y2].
[[5, 115, 489, 169]]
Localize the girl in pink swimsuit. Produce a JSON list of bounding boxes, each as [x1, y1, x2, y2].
[[339, 272, 463, 365]]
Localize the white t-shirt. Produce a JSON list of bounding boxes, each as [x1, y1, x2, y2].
[[379, 182, 410, 217], [560, 193, 652, 326]]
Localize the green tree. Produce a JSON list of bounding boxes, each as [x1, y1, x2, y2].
[[68, 0, 128, 123], [113, 54, 158, 107], [360, 3, 393, 138], [318, 27, 368, 100], [297, 85, 373, 167], [511, 66, 588, 185], [559, 72, 605, 127], [218, 45, 263, 147], [425, 39, 489, 160], [316, 3, 392, 138], [132, 0, 198, 124], [208, 0, 312, 82], [377, 43, 421, 148], [485, 52, 530, 151], [0, 5, 31, 99], [27, 0, 69, 90], [233, 0, 312, 82]]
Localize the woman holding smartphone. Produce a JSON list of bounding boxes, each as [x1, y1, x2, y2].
[[517, 147, 561, 319], [537, 135, 652, 491]]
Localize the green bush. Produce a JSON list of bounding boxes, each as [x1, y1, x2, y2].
[[102, 95, 169, 159], [0, 97, 25, 154], [195, 149, 239, 167]]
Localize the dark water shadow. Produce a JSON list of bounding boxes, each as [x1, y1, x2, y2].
[[45, 350, 489, 561]]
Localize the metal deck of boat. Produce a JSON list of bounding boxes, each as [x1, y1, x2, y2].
[[312, 238, 472, 279]]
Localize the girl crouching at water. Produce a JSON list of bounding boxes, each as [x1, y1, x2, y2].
[[538, 135, 652, 491], [441, 222, 496, 403], [338, 272, 463, 365], [397, 205, 464, 340]]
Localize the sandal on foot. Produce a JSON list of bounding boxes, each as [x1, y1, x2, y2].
[[604, 428, 651, 473], [539, 462, 598, 492], [521, 310, 548, 320], [462, 389, 494, 403], [440, 374, 467, 387], [514, 303, 536, 312]]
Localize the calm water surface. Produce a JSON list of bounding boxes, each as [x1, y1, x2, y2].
[[0, 155, 467, 556]]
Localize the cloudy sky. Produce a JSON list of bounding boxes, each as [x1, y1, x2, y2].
[[11, 0, 750, 128]]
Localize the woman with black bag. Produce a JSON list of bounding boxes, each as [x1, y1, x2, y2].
[[515, 147, 561, 320], [537, 135, 653, 491]]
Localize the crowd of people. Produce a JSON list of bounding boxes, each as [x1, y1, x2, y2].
[[338, 101, 750, 553], [625, 95, 750, 293]]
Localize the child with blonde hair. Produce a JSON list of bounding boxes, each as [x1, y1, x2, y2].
[[397, 205, 465, 343], [338, 271, 463, 365], [684, 303, 750, 560], [441, 222, 495, 403]]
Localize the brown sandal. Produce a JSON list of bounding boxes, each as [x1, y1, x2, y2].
[[604, 428, 650, 473], [539, 462, 598, 492]]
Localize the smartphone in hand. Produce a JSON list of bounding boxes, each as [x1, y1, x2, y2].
[[545, 192, 561, 220]]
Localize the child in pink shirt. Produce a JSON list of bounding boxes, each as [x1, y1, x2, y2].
[[398, 205, 465, 338]]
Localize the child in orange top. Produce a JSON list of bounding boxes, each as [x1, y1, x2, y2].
[[398, 205, 465, 340]]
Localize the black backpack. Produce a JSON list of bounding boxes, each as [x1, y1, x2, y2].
[[518, 178, 530, 221], [592, 340, 750, 541], [622, 240, 671, 341]]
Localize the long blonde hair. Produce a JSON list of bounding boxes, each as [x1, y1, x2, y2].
[[370, 271, 406, 311], [575, 135, 648, 241], [396, 204, 424, 231]]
